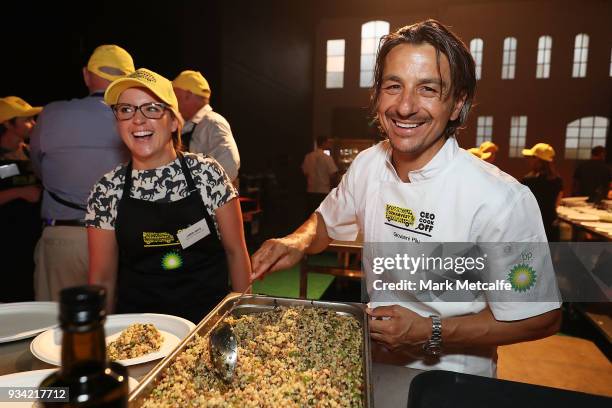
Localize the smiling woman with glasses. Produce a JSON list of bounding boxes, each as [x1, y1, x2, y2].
[[84, 68, 251, 323]]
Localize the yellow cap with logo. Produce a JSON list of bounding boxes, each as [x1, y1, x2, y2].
[[0, 96, 42, 123], [87, 45, 135, 82], [172, 70, 211, 98], [104, 68, 182, 123], [522, 143, 555, 162]]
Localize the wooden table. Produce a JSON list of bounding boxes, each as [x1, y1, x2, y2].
[[299, 240, 363, 299]]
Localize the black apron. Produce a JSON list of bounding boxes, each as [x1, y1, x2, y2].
[[115, 153, 228, 323]]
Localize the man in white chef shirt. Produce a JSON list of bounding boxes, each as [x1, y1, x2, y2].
[[251, 19, 561, 377]]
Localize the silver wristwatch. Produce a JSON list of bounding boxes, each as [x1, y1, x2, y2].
[[423, 314, 442, 356]]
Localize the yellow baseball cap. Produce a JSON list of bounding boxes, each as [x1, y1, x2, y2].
[[468, 147, 482, 158], [468, 147, 491, 160], [479, 141, 498, 153], [522, 143, 555, 162], [104, 68, 182, 124], [0, 96, 43, 123], [87, 45, 135, 82], [172, 70, 211, 98]]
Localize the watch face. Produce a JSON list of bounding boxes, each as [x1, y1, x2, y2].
[[423, 342, 442, 356]]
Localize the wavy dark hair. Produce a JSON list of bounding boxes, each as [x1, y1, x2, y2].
[[369, 19, 476, 138]]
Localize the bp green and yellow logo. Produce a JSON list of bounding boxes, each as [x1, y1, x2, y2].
[[507, 264, 536, 292], [161, 251, 183, 270]]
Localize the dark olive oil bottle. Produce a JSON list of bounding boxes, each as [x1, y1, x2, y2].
[[40, 285, 129, 407]]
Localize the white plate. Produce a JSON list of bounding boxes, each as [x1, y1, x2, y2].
[[581, 222, 612, 230], [0, 302, 58, 343], [568, 213, 600, 221], [560, 196, 589, 206], [0, 369, 138, 407], [30, 313, 195, 366]]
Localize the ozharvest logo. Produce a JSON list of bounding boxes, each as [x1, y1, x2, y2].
[[161, 251, 183, 270], [507, 264, 537, 292], [385, 204, 415, 227]]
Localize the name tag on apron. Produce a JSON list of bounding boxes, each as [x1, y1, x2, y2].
[[177, 218, 210, 249]]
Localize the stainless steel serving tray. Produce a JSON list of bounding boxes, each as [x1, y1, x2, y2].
[[129, 293, 373, 407]]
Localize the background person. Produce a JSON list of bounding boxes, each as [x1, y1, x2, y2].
[[29, 45, 134, 301], [0, 96, 42, 301], [0, 97, 40, 161], [302, 136, 338, 216], [572, 145, 610, 202], [173, 70, 240, 184], [521, 143, 563, 241], [87, 68, 250, 323], [251, 20, 560, 377]]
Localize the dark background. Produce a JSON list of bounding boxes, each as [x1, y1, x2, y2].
[[3, 0, 611, 238]]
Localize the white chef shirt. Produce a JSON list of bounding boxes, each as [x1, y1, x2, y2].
[[184, 104, 240, 181], [318, 137, 561, 376]]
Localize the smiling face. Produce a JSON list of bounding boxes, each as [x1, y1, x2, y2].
[[377, 43, 465, 170], [116, 87, 178, 170]]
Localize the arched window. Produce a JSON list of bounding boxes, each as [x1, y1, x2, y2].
[[360, 20, 389, 88], [326, 39, 345, 89], [476, 116, 493, 145], [565, 116, 608, 159], [536, 35, 552, 78], [572, 34, 589, 78], [501, 37, 517, 79], [470, 38, 484, 80], [509, 116, 527, 157]]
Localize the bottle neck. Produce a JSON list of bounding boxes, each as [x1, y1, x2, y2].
[[61, 321, 107, 376]]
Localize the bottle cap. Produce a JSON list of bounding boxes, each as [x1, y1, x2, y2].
[[59, 285, 106, 326]]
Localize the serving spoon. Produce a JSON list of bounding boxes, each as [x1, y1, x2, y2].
[[208, 285, 251, 381]]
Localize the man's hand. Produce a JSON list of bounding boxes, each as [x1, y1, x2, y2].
[[367, 305, 431, 351], [250, 237, 306, 281], [250, 212, 332, 282]]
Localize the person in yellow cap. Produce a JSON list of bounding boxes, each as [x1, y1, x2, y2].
[[86, 68, 250, 322], [0, 96, 42, 161], [0, 96, 43, 301], [521, 143, 563, 241], [478, 140, 498, 163], [172, 70, 240, 183], [29, 44, 135, 301]]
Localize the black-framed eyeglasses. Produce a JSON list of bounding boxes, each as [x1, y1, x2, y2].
[[111, 102, 170, 120]]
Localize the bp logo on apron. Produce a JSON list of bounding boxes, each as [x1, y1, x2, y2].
[[160, 250, 183, 270]]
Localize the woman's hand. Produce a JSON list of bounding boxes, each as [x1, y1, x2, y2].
[[87, 227, 120, 313], [216, 198, 251, 292]]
